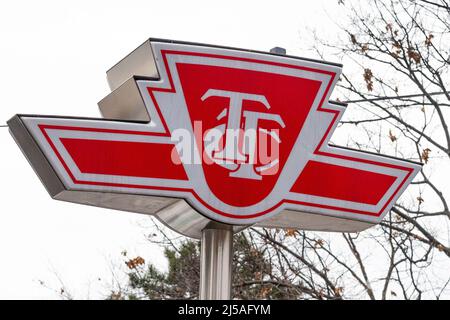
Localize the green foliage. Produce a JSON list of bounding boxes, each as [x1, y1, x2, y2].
[[127, 241, 200, 299]]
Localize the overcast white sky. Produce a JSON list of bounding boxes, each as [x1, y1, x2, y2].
[[0, 0, 362, 299]]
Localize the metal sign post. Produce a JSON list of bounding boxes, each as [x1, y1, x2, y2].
[[7, 38, 421, 300], [199, 223, 233, 300]]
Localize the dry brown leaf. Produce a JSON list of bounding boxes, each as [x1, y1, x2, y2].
[[363, 68, 374, 91], [388, 129, 397, 142], [260, 286, 272, 298], [334, 287, 344, 296], [110, 291, 123, 300], [125, 256, 145, 269], [421, 148, 431, 163], [315, 239, 325, 248], [407, 48, 421, 64], [417, 196, 424, 205], [285, 229, 299, 237], [425, 34, 434, 47]]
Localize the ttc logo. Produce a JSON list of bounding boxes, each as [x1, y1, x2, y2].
[[12, 40, 420, 226], [176, 89, 285, 180]]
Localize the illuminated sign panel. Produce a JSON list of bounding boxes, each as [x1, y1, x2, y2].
[[8, 39, 420, 238]]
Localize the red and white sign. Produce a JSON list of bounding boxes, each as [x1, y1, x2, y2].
[[12, 40, 420, 227]]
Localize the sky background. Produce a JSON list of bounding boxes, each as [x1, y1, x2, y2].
[[0, 0, 373, 299]]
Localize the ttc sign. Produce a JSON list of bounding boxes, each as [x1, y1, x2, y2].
[[8, 39, 420, 238]]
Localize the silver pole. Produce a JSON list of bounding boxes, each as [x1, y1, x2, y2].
[[199, 222, 233, 300]]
